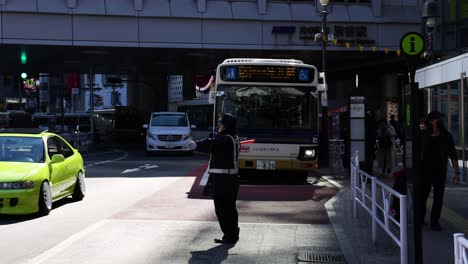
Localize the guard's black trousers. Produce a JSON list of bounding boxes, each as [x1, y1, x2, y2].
[[212, 173, 240, 241], [419, 169, 447, 225]]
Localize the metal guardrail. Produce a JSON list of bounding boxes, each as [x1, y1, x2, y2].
[[350, 151, 408, 264], [455, 233, 468, 264]]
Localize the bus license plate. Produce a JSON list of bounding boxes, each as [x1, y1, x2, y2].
[[256, 160, 276, 170]]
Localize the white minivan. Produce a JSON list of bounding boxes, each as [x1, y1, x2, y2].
[[143, 112, 195, 154]]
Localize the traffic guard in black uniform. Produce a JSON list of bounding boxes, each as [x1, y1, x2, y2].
[[193, 113, 241, 244]]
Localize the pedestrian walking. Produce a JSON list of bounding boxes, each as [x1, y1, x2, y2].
[[376, 118, 397, 177], [191, 113, 241, 244], [418, 110, 460, 230]]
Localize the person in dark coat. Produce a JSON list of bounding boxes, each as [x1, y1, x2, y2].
[[193, 113, 241, 244], [418, 110, 460, 230]]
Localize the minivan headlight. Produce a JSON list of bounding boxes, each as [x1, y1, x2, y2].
[[148, 133, 157, 140], [0, 181, 34, 189], [183, 134, 192, 141]]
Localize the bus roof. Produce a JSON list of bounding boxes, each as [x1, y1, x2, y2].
[[221, 58, 304, 65]]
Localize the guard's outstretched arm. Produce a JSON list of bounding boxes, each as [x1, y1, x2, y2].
[[194, 138, 214, 153]]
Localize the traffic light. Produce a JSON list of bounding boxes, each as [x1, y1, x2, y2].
[[20, 51, 27, 65], [21, 72, 28, 79]]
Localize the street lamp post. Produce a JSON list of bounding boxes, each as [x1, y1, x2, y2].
[[422, 0, 439, 61], [408, 2, 439, 263], [316, 0, 333, 167]]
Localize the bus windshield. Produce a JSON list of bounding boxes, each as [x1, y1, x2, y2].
[[217, 85, 317, 131]]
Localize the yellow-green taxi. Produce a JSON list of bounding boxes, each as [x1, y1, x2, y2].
[[0, 129, 85, 215]]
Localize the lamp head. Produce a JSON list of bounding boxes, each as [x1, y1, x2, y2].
[[319, 0, 330, 6], [426, 17, 436, 29], [422, 0, 439, 29]]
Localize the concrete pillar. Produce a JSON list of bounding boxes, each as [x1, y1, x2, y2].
[[379, 73, 399, 120], [183, 71, 195, 101], [128, 74, 168, 114], [334, 79, 353, 100]]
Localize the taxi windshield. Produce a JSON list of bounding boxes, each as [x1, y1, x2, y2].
[[0, 136, 45, 163]]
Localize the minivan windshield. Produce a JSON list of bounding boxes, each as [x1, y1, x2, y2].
[[151, 114, 188, 127]]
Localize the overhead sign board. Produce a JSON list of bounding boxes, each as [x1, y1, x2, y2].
[[220, 65, 314, 83]]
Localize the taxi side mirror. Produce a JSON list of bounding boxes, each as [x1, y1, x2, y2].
[[51, 154, 65, 164]]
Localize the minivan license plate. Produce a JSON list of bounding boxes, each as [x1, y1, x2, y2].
[[256, 160, 275, 170], [166, 143, 174, 149]]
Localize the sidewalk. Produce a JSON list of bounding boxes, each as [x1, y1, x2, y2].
[[319, 167, 468, 264]]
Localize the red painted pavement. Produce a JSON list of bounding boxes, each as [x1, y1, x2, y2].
[[113, 163, 338, 224]]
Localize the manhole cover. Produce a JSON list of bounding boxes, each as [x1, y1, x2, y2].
[[297, 252, 346, 263]]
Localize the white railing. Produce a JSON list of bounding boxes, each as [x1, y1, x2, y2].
[[455, 233, 468, 264], [350, 151, 408, 264]]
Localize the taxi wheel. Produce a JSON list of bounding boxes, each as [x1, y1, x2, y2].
[[72, 171, 86, 201], [38, 181, 52, 216]]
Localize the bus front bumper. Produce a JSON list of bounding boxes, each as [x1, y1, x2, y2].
[[239, 158, 318, 171]]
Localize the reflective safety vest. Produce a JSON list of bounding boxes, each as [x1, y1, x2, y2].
[[207, 134, 240, 175]]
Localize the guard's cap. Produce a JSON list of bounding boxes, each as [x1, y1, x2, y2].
[[218, 113, 236, 131]]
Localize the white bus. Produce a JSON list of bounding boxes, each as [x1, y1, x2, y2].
[[213, 58, 321, 178]]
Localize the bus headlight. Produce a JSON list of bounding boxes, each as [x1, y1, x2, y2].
[[305, 149, 315, 157], [297, 146, 317, 161]]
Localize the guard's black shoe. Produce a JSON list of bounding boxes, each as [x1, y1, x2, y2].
[[430, 222, 442, 231], [214, 238, 238, 244]]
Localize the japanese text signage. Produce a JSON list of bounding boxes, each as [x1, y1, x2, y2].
[[220, 65, 314, 83]]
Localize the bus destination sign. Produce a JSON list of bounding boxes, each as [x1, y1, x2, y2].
[[221, 65, 313, 83]]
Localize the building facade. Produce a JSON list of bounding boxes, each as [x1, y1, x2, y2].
[[0, 0, 423, 139]]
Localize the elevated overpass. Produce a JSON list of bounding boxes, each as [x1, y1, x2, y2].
[[0, 0, 422, 136]]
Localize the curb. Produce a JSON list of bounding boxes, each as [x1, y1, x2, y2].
[[324, 178, 359, 264]]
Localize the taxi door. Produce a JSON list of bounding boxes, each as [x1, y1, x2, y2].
[[55, 136, 79, 193], [46, 137, 66, 197]]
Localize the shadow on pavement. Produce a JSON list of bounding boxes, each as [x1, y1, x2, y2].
[[0, 197, 80, 225], [188, 244, 235, 264]]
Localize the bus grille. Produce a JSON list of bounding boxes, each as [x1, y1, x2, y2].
[[158, 135, 182, 142]]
